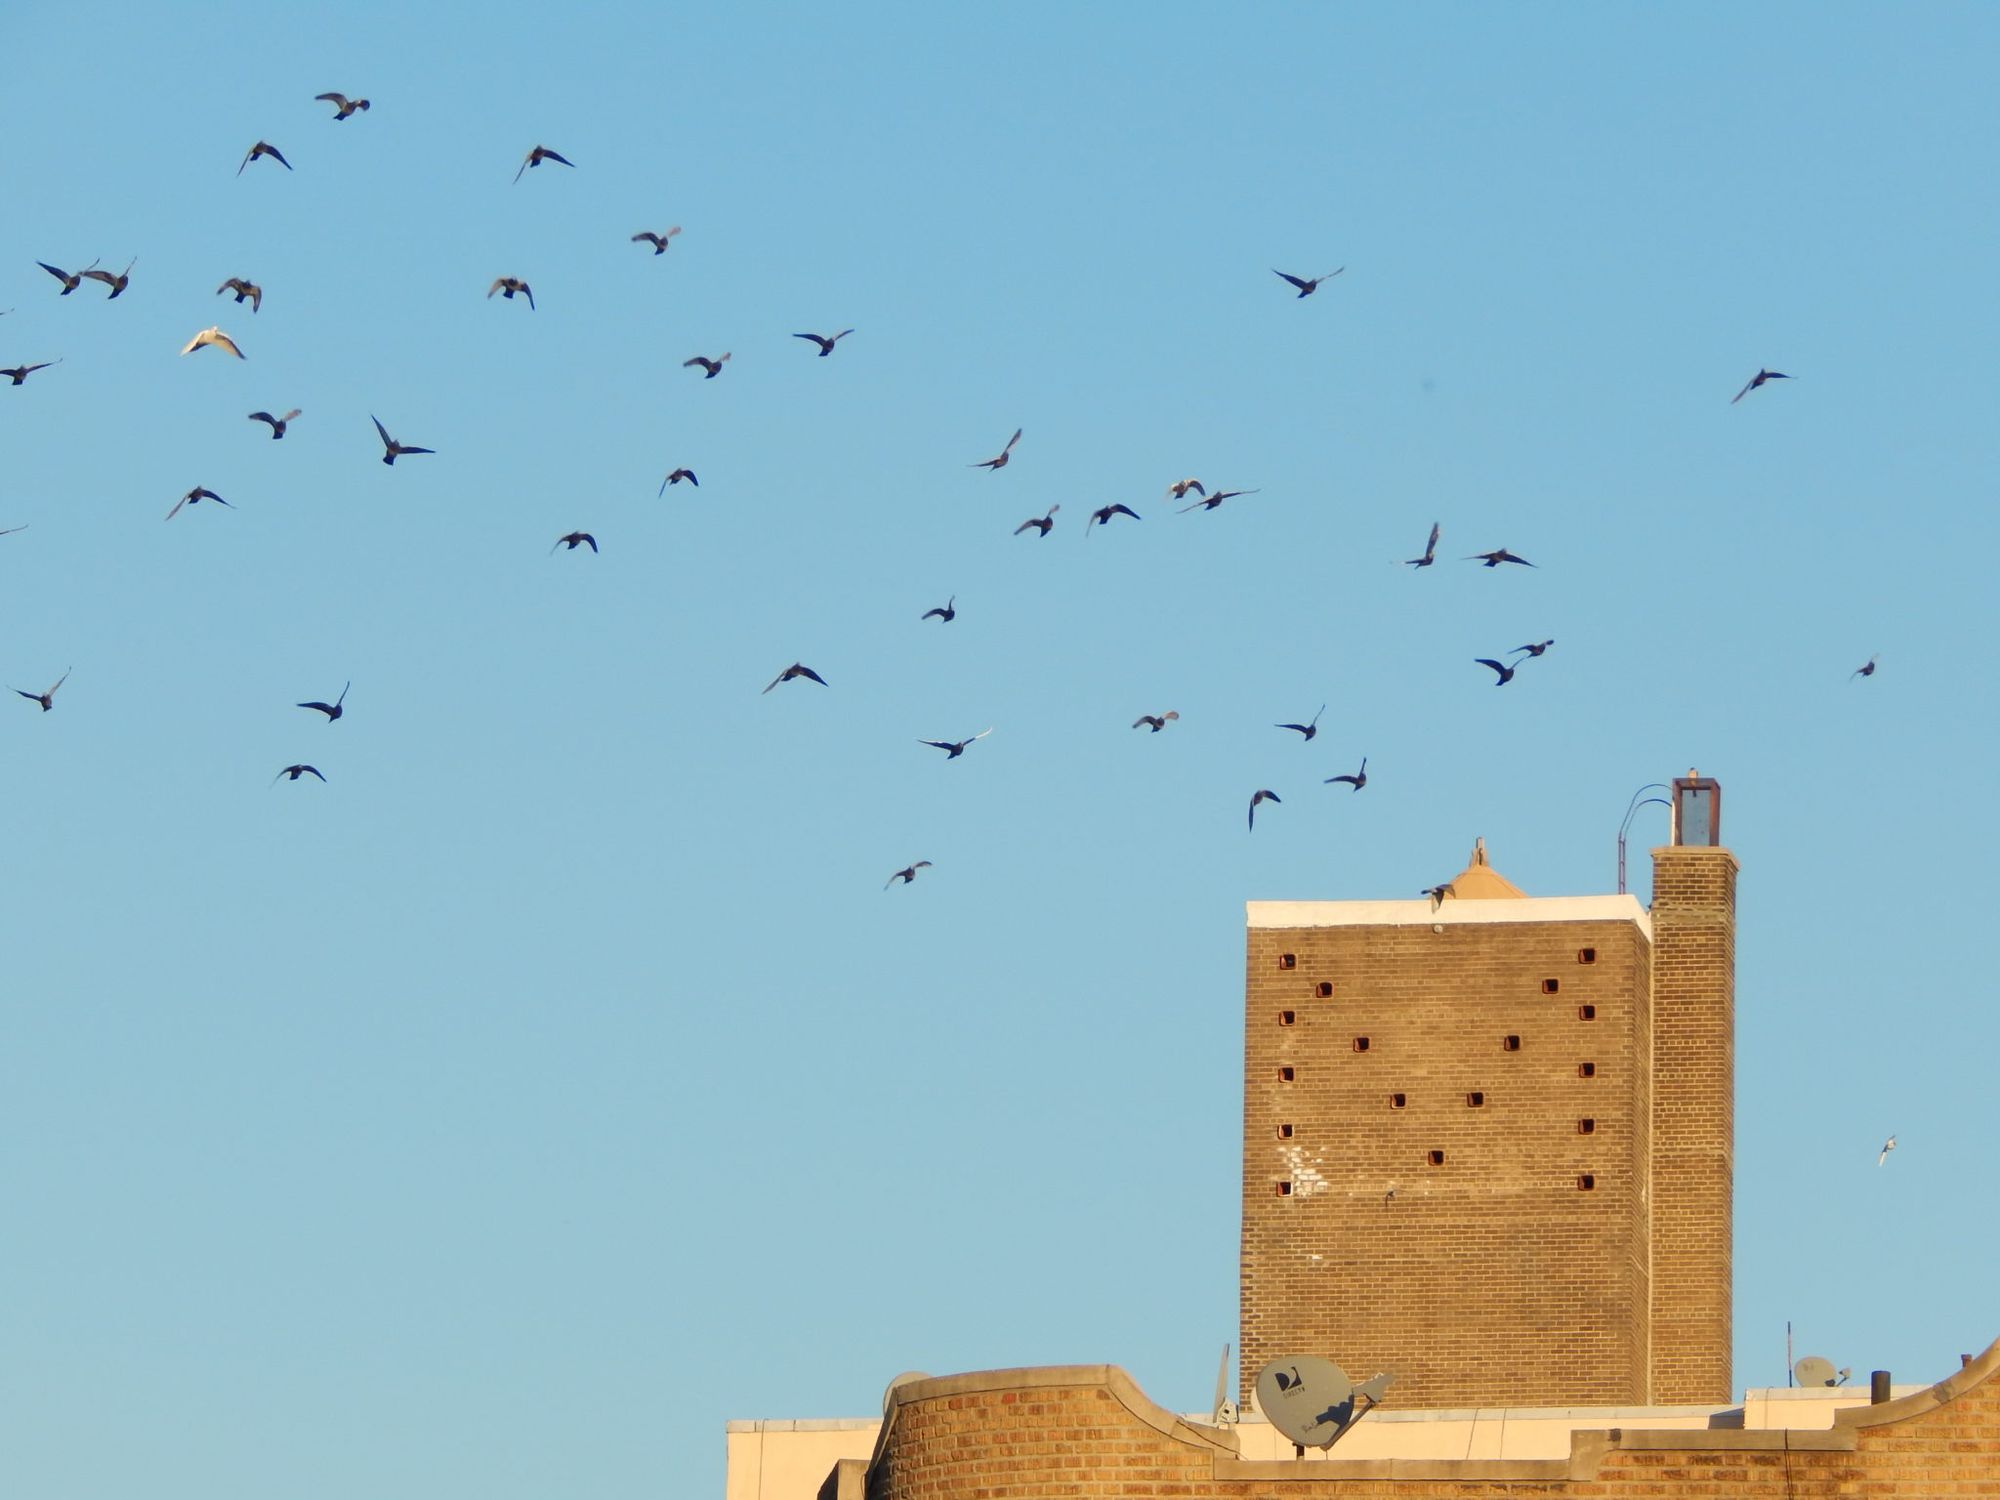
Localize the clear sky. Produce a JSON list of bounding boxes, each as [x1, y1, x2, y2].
[[5, 3, 1997, 1495]]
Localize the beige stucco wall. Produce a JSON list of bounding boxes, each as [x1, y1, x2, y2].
[[723, 1419, 877, 1500]]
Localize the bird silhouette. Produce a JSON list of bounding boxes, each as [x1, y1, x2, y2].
[[248, 408, 301, 438], [762, 663, 827, 693], [0, 525, 27, 537], [1475, 658, 1517, 686], [238, 141, 292, 175], [1732, 368, 1790, 403], [180, 326, 245, 358], [488, 277, 535, 310], [166, 486, 232, 520], [298, 682, 349, 722], [631, 227, 682, 254], [1132, 711, 1180, 733], [81, 258, 136, 298], [36, 259, 98, 293], [514, 145, 574, 183], [1467, 548, 1534, 568], [1165, 478, 1206, 501], [551, 531, 598, 553], [1404, 522, 1441, 568], [14, 668, 69, 711], [217, 277, 263, 313], [920, 728, 993, 759], [2, 360, 61, 385], [1423, 881, 1456, 910], [1276, 706, 1324, 742], [1851, 655, 1878, 680], [1180, 487, 1259, 513], [793, 330, 853, 356], [683, 353, 731, 378], [1013, 504, 1060, 537], [1087, 503, 1140, 533], [971, 429, 1021, 470], [1877, 1134, 1896, 1167], [658, 468, 699, 494], [315, 92, 370, 119], [371, 415, 433, 465], [1273, 267, 1343, 297], [273, 764, 326, 784], [1325, 757, 1368, 791], [1511, 640, 1554, 658], [921, 596, 956, 622], [1248, 789, 1281, 830], [885, 861, 933, 889]]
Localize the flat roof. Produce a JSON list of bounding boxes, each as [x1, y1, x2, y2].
[[1248, 894, 1649, 936]]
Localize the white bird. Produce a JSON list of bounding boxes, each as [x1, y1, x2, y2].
[[180, 326, 246, 359], [1877, 1134, 1896, 1167]]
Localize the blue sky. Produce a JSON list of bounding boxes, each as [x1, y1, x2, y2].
[[5, 3, 1998, 1495]]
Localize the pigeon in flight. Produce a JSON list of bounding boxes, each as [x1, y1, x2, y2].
[[1325, 757, 1368, 791], [1475, 658, 1518, 686], [298, 682, 349, 722], [1165, 478, 1205, 501], [683, 353, 731, 378], [762, 663, 827, 693], [36, 259, 97, 294], [315, 92, 371, 119], [180, 326, 245, 358], [1013, 505, 1059, 537], [238, 141, 292, 175], [659, 468, 698, 494], [1877, 1134, 1896, 1167], [1086, 503, 1140, 533], [793, 330, 853, 356], [2, 360, 61, 385], [971, 429, 1021, 470], [1248, 789, 1281, 830], [1467, 548, 1534, 568], [1423, 881, 1455, 910], [631, 227, 682, 254], [81, 258, 136, 299], [885, 861, 932, 889], [1179, 487, 1259, 514], [1276, 706, 1323, 742], [1132, 711, 1180, 733], [273, 764, 326, 784], [1404, 522, 1441, 568], [488, 277, 535, 310], [248, 409, 301, 439], [919, 728, 993, 759], [921, 596, 956, 623], [1732, 368, 1790, 403], [1511, 640, 1554, 658], [514, 145, 574, 183], [166, 486, 232, 521], [14, 668, 69, 712], [217, 277, 263, 313], [371, 415, 433, 465], [551, 531, 598, 553], [1851, 655, 1878, 680], [1273, 267, 1343, 297]]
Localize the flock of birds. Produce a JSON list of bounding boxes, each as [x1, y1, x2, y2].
[[1, 94, 1882, 904]]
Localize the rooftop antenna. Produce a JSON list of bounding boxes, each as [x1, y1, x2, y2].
[[1253, 1355, 1393, 1455], [1211, 1343, 1238, 1425], [1617, 783, 1671, 894]]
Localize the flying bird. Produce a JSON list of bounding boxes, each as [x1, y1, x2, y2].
[[658, 468, 698, 494], [919, 728, 993, 759], [298, 682, 349, 722], [1511, 640, 1554, 658], [1132, 711, 1180, 733], [793, 329, 853, 356], [273, 764, 326, 784], [36, 259, 98, 293], [14, 668, 69, 711], [1325, 757, 1368, 791], [1423, 881, 1456, 910], [216, 277, 263, 312], [551, 531, 598, 553], [1273, 267, 1343, 297], [514, 145, 574, 183], [885, 861, 933, 889], [1013, 504, 1060, 537], [81, 257, 136, 298], [971, 428, 1022, 470], [1851, 655, 1878, 680], [488, 276, 535, 310], [1466, 547, 1534, 568], [1732, 368, 1790, 403], [762, 662, 827, 693], [0, 524, 27, 537], [1248, 789, 1281, 830], [180, 326, 245, 358], [248, 408, 301, 438], [631, 227, 682, 254], [1404, 522, 1441, 568], [683, 353, 731, 378], [314, 92, 370, 119], [1475, 658, 1518, 686], [166, 486, 232, 520], [1180, 487, 1259, 514], [1165, 478, 1206, 501], [921, 595, 956, 622], [371, 415, 433, 465], [1086, 503, 1140, 533], [2, 360, 60, 385], [1276, 706, 1324, 742], [1877, 1134, 1896, 1167], [238, 141, 292, 175]]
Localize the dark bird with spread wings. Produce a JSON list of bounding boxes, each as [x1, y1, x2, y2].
[[82, 258, 136, 299], [1475, 658, 1517, 686], [2, 360, 60, 385], [762, 663, 827, 693], [372, 415, 433, 465], [971, 428, 1021, 470], [1276, 705, 1323, 742], [683, 353, 731, 378], [1851, 655, 1878, 680], [659, 468, 698, 493], [1732, 368, 1790, 403], [1014, 504, 1059, 537], [1166, 478, 1205, 501], [921, 596, 956, 622], [1273, 267, 1343, 297], [1404, 522, 1440, 568], [1249, 789, 1281, 830], [15, 668, 69, 712], [238, 141, 292, 175], [273, 764, 326, 784], [1087, 503, 1140, 533], [920, 728, 993, 759], [37, 260, 97, 294], [217, 277, 263, 312], [1467, 548, 1534, 568], [1325, 757, 1368, 791], [794, 330, 853, 356], [885, 861, 932, 889], [248, 408, 301, 438], [488, 276, 534, 309], [632, 227, 682, 254], [1132, 711, 1180, 733], [514, 145, 574, 183], [166, 486, 232, 521], [551, 531, 598, 553], [315, 92, 371, 119], [1180, 487, 1259, 513], [298, 682, 349, 722]]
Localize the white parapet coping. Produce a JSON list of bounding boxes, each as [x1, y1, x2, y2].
[[1248, 894, 1649, 937]]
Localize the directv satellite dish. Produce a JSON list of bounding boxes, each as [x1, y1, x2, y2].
[[882, 1371, 932, 1416], [1793, 1355, 1838, 1388], [1253, 1355, 1392, 1451]]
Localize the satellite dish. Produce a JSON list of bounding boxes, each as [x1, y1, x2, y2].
[[1793, 1355, 1838, 1388], [1253, 1355, 1391, 1450], [1211, 1343, 1238, 1425], [881, 1371, 932, 1416]]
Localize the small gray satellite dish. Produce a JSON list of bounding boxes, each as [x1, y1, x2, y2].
[[1255, 1354, 1397, 1450], [882, 1371, 932, 1416], [1793, 1355, 1838, 1388], [1211, 1343, 1238, 1425]]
